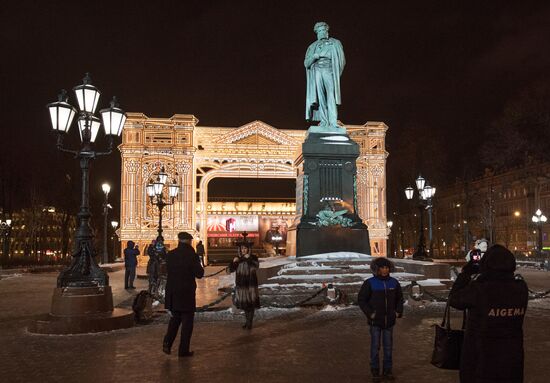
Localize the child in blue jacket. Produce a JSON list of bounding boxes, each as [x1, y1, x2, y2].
[[358, 257, 404, 380]]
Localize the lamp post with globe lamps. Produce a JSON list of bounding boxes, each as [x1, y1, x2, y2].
[[34, 73, 134, 334], [531, 209, 547, 258], [405, 175, 436, 260], [272, 233, 283, 255], [111, 220, 119, 262], [101, 183, 113, 264], [146, 167, 180, 243], [47, 73, 126, 287], [0, 218, 12, 266], [387, 220, 394, 257]]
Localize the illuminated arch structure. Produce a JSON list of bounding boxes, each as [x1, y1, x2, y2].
[[119, 114, 389, 262]]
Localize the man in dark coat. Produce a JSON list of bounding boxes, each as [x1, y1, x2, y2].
[[450, 244, 528, 383], [358, 257, 404, 380], [123, 240, 140, 289], [163, 232, 204, 357]]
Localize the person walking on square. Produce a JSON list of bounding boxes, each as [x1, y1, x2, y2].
[[163, 232, 204, 357], [450, 244, 528, 383], [230, 239, 260, 330], [358, 257, 404, 381], [196, 240, 205, 267], [123, 240, 140, 289]]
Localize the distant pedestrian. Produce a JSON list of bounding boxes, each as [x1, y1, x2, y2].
[[124, 240, 140, 289], [450, 244, 528, 383], [230, 241, 260, 330], [358, 257, 404, 381], [196, 240, 205, 267], [163, 232, 204, 357]]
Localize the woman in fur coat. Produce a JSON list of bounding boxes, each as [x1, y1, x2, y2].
[[229, 242, 260, 329]]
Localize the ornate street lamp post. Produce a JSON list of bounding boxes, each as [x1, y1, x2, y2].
[[0, 218, 12, 266], [405, 175, 436, 260], [387, 220, 394, 257], [47, 73, 126, 287], [272, 233, 283, 255], [146, 167, 180, 243], [31, 73, 133, 335], [101, 183, 112, 264], [531, 209, 547, 258], [111, 220, 119, 261]]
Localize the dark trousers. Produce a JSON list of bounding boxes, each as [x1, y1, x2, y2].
[[124, 266, 136, 288], [164, 311, 195, 355], [370, 325, 394, 370], [244, 309, 255, 328]]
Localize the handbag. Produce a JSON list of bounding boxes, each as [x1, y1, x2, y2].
[[430, 298, 465, 370]]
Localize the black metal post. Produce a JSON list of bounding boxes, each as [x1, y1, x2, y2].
[[153, 194, 168, 243], [428, 202, 434, 257], [56, 117, 111, 288], [1, 224, 11, 266], [102, 192, 109, 264], [112, 234, 117, 262], [537, 223, 543, 257], [413, 204, 427, 259]]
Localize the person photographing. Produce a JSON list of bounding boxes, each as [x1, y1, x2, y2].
[[450, 244, 528, 382]]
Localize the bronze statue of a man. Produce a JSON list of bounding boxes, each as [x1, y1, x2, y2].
[[304, 22, 346, 133]]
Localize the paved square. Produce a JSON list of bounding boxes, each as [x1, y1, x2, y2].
[[1, 267, 549, 382]]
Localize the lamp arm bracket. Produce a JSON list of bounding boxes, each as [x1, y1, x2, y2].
[[95, 149, 113, 157], [56, 146, 79, 156]]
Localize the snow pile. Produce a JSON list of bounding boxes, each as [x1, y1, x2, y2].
[[416, 279, 447, 287], [301, 252, 372, 260], [0, 273, 23, 281]]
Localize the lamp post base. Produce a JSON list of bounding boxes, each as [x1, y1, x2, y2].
[[28, 286, 134, 335], [57, 242, 108, 288]]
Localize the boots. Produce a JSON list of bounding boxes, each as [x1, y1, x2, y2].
[[371, 368, 381, 381], [243, 309, 254, 330], [382, 368, 394, 380]]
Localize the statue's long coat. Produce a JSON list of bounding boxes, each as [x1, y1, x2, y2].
[[304, 37, 346, 121]]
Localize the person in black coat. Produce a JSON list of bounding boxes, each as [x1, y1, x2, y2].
[[450, 244, 528, 383], [123, 240, 140, 289], [163, 232, 204, 357], [229, 241, 260, 329], [358, 257, 404, 380]]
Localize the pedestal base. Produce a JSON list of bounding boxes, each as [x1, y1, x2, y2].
[[29, 286, 134, 335], [290, 224, 371, 257]]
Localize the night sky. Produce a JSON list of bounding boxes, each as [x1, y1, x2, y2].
[[1, 1, 549, 217]]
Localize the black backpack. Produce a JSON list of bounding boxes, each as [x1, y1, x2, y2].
[[132, 290, 154, 323]]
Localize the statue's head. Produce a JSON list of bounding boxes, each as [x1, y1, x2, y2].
[[313, 22, 329, 39]]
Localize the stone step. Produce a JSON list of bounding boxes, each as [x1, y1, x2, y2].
[[278, 265, 405, 276]]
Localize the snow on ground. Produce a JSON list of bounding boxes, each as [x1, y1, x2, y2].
[[319, 304, 355, 312], [259, 256, 295, 268], [416, 279, 447, 287], [269, 271, 423, 282], [196, 306, 301, 321], [0, 273, 23, 281], [281, 264, 341, 271], [301, 252, 372, 260]]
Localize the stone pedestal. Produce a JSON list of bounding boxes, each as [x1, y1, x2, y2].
[[287, 132, 371, 256], [29, 286, 134, 335]]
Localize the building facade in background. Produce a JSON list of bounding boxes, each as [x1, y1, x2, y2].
[[119, 114, 389, 263], [0, 207, 76, 264], [394, 161, 550, 258]]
